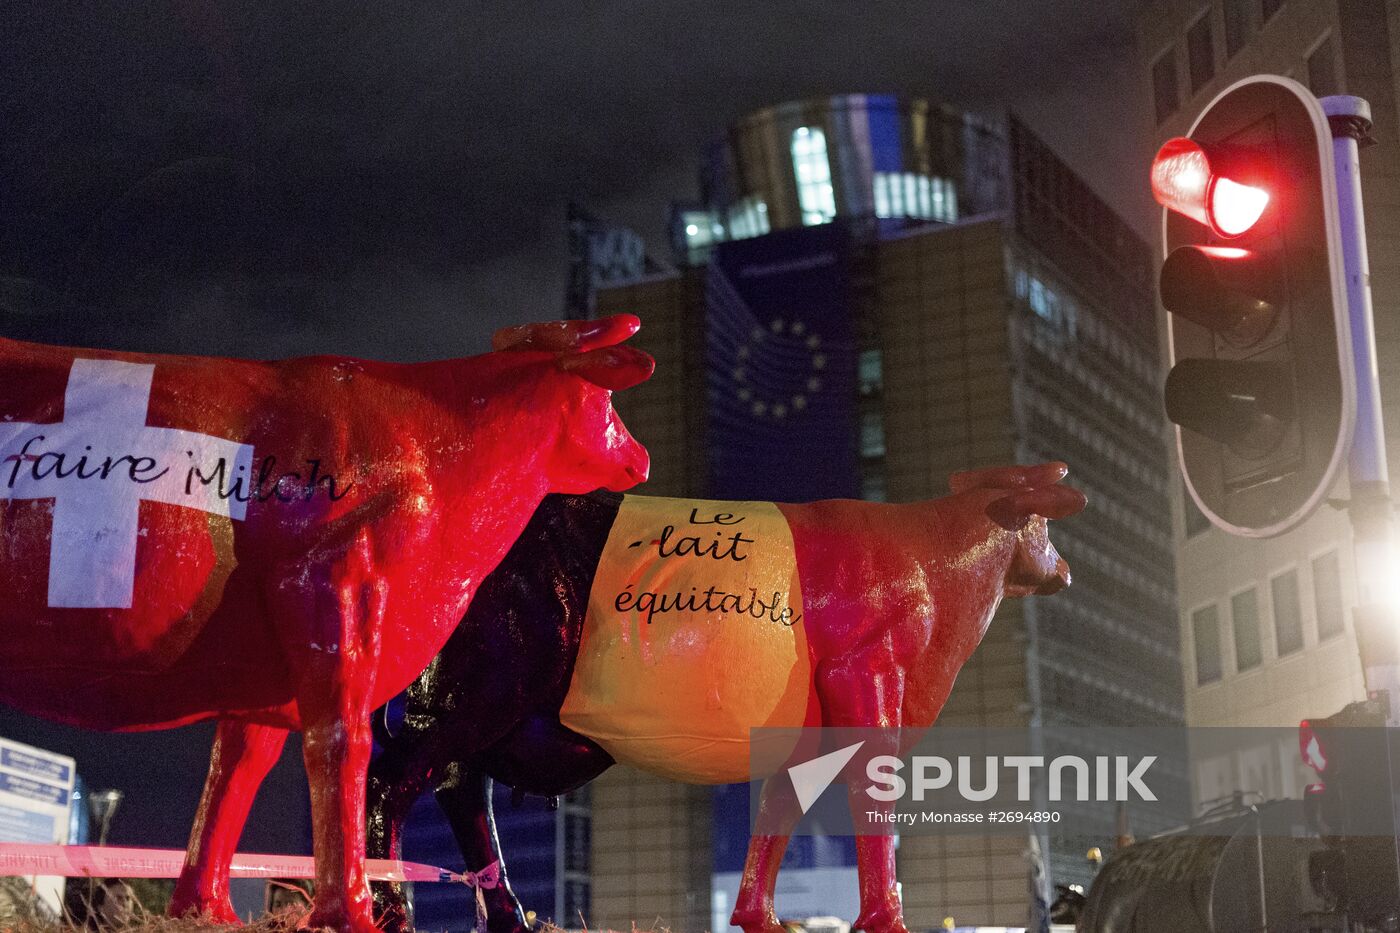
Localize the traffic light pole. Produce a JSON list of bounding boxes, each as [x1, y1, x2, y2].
[[1324, 95, 1400, 723]]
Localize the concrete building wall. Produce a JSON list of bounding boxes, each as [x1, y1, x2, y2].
[[587, 773, 713, 933], [875, 218, 1018, 499], [597, 272, 707, 500]]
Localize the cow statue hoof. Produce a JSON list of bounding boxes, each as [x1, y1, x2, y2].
[[373, 901, 412, 933], [487, 915, 536, 933], [306, 907, 383, 933], [168, 893, 240, 925], [853, 908, 912, 933], [731, 906, 786, 933]]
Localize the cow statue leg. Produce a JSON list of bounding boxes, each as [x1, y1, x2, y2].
[[434, 762, 531, 933], [170, 719, 289, 921], [367, 715, 451, 933], [276, 536, 387, 933], [730, 774, 802, 933], [816, 663, 910, 933]]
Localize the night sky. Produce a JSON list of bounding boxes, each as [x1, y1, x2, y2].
[[0, 3, 1155, 851]]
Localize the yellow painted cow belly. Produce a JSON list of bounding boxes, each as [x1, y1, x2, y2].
[[559, 495, 812, 783]]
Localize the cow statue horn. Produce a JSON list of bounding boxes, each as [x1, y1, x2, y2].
[[492, 313, 642, 353], [558, 345, 655, 391], [949, 460, 1068, 493], [986, 483, 1088, 530]]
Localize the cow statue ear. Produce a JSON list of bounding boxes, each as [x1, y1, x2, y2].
[[493, 314, 642, 353], [951, 461, 1067, 494], [986, 484, 1087, 530], [558, 345, 655, 391]]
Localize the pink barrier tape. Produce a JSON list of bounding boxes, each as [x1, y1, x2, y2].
[[0, 843, 492, 885]]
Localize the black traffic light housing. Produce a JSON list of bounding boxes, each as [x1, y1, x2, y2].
[[1157, 76, 1355, 537], [1301, 695, 1400, 924]]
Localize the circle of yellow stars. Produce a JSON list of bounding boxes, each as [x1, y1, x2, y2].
[[732, 317, 826, 419]]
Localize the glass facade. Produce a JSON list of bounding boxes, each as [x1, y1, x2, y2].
[[673, 94, 975, 262], [1007, 250, 1180, 727], [1000, 114, 1185, 885], [873, 172, 957, 222], [791, 126, 837, 226], [726, 196, 770, 240]]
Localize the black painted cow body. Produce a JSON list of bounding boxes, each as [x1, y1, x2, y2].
[[367, 491, 619, 933]]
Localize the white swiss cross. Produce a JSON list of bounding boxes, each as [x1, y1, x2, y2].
[[0, 358, 255, 609]]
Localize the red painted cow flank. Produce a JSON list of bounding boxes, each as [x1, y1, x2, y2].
[[0, 315, 652, 933]]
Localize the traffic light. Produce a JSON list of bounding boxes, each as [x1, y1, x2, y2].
[[1300, 697, 1400, 923], [1154, 76, 1355, 537]]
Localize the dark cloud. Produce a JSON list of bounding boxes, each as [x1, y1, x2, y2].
[[1, 2, 1152, 359]]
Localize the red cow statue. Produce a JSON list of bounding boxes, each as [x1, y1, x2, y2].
[[0, 315, 653, 933], [360, 462, 1085, 933]]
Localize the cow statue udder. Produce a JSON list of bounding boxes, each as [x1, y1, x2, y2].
[[360, 461, 1085, 933], [0, 315, 653, 933]]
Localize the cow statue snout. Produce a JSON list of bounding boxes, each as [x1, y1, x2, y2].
[[972, 462, 1085, 599], [493, 314, 655, 495], [1037, 556, 1071, 595]]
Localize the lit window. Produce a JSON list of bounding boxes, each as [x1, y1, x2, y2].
[[1029, 276, 1052, 319], [872, 172, 957, 222], [874, 174, 891, 218], [728, 196, 771, 240], [858, 348, 883, 396], [860, 409, 886, 459], [680, 209, 724, 264], [791, 126, 837, 225], [862, 468, 887, 503], [682, 211, 721, 244]]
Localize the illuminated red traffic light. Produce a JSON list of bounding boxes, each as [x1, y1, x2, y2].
[[1211, 178, 1270, 235], [1300, 719, 1328, 773], [1151, 137, 1270, 238]]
